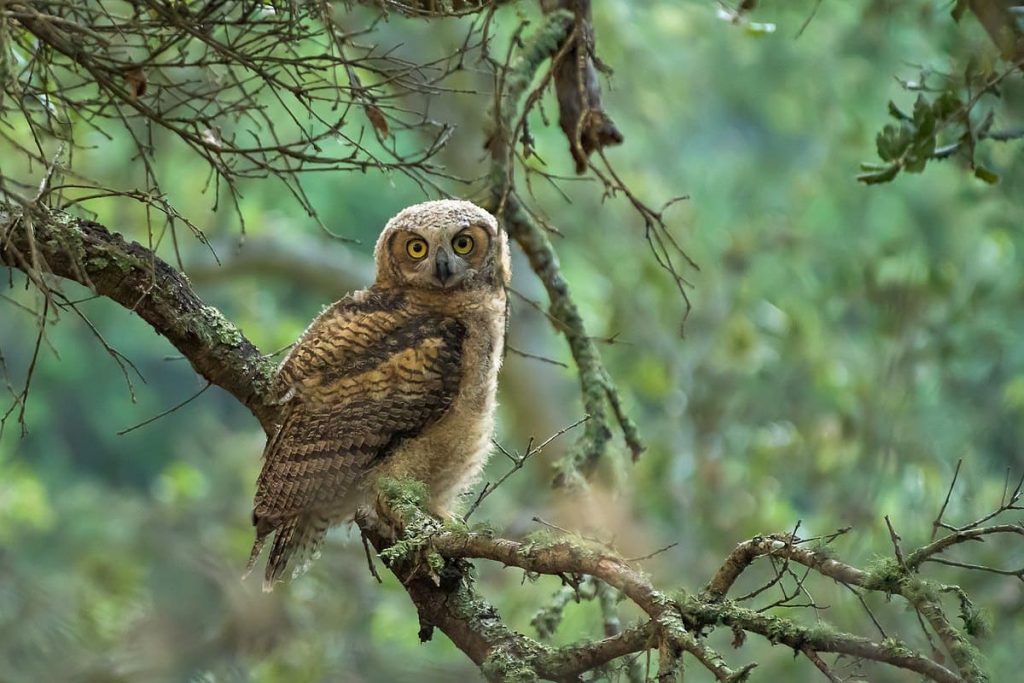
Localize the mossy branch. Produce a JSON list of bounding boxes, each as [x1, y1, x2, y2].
[[486, 13, 644, 483], [702, 532, 995, 683], [0, 204, 278, 432], [369, 479, 980, 683]]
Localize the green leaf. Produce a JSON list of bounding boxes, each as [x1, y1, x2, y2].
[[974, 165, 1000, 184], [857, 164, 900, 184], [934, 91, 962, 120], [876, 123, 913, 161], [912, 95, 935, 137], [909, 132, 936, 169], [887, 101, 910, 121], [904, 154, 927, 173]]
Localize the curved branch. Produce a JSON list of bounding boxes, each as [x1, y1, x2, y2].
[[908, 524, 1024, 569], [433, 528, 961, 682], [703, 534, 869, 601], [373, 488, 968, 683], [0, 205, 278, 431], [535, 622, 654, 679], [700, 532, 990, 683]]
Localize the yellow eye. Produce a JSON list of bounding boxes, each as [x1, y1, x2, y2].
[[406, 238, 428, 259], [452, 234, 474, 255]]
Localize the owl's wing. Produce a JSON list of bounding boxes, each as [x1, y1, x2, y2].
[[269, 289, 406, 402], [253, 297, 467, 524]]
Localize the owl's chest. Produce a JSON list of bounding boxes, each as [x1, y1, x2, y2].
[[451, 311, 504, 413], [373, 301, 505, 510], [416, 308, 503, 456]]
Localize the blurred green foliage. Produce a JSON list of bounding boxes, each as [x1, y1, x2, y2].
[[1, 2, 1023, 682]]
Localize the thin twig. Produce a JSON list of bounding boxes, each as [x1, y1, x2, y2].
[[506, 344, 568, 368], [932, 459, 962, 541], [463, 415, 590, 520], [117, 381, 212, 435]]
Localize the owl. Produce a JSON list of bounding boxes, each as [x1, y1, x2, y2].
[[245, 200, 510, 591]]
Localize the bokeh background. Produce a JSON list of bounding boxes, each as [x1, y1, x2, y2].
[[2, 2, 1023, 681]]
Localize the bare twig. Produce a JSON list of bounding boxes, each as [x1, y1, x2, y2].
[[932, 459, 963, 541], [117, 381, 212, 436], [464, 415, 590, 520]]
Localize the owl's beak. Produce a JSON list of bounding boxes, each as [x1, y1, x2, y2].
[[435, 249, 454, 286]]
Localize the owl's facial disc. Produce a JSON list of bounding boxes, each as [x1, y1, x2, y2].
[[375, 200, 506, 290]]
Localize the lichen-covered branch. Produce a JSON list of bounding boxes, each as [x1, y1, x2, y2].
[[908, 524, 1024, 569], [363, 482, 657, 682], [0, 205, 278, 432], [702, 531, 993, 683], [502, 200, 633, 480], [486, 12, 643, 481], [371, 479, 983, 683], [703, 534, 869, 601]]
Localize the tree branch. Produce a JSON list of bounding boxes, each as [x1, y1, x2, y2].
[[0, 205, 278, 432], [968, 0, 1024, 63], [700, 531, 991, 683], [371, 486, 969, 683], [485, 10, 644, 482]]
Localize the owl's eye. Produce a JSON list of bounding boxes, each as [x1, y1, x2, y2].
[[406, 238, 428, 259], [452, 234, 474, 255]]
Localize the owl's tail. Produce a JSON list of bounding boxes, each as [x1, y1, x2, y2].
[[244, 515, 330, 592]]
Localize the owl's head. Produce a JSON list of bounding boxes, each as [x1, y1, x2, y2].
[[373, 200, 510, 292]]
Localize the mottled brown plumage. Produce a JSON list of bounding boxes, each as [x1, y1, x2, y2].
[[246, 200, 510, 590]]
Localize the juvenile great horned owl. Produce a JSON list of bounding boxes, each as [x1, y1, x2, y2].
[[246, 200, 510, 590]]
